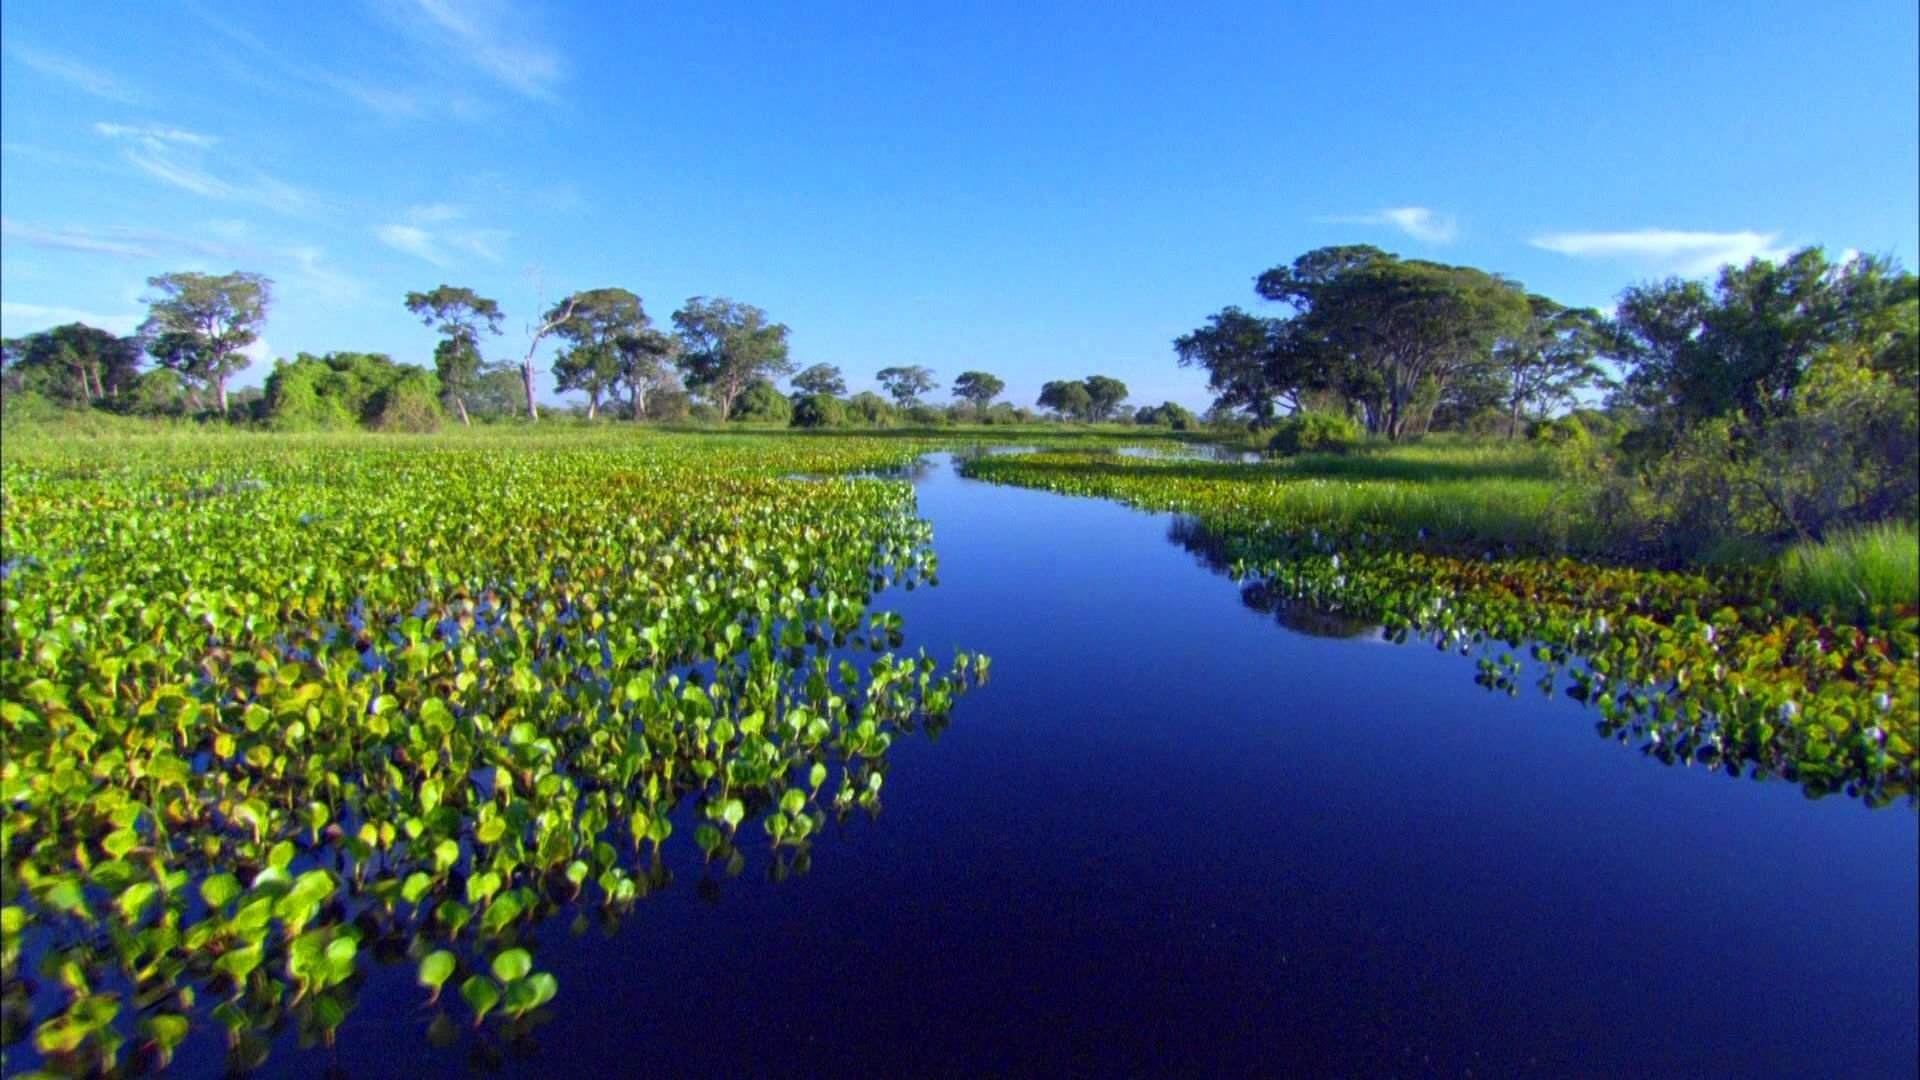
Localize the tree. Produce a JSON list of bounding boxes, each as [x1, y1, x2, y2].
[[1083, 375, 1129, 422], [138, 271, 272, 415], [1, 323, 142, 407], [405, 285, 503, 426], [790, 363, 846, 397], [1610, 248, 1918, 425], [1255, 246, 1530, 439], [546, 288, 649, 421], [672, 297, 794, 420], [1493, 296, 1609, 437], [616, 329, 680, 419], [1037, 379, 1092, 421], [513, 295, 582, 422], [876, 365, 936, 407], [951, 370, 1005, 409]]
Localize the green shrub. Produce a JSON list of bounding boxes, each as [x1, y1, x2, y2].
[[730, 379, 793, 424], [790, 393, 847, 429], [906, 404, 947, 426], [367, 369, 443, 432], [1135, 401, 1197, 429], [846, 392, 896, 427], [1268, 411, 1362, 456], [1527, 417, 1591, 445]]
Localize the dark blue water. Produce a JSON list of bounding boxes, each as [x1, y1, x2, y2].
[[198, 454, 1919, 1077]]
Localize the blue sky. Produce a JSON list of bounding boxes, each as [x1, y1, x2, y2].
[[3, 1, 1916, 410]]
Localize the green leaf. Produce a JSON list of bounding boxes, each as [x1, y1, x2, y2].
[[490, 947, 532, 983], [460, 975, 501, 1024]]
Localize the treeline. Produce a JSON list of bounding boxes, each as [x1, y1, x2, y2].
[[2, 274, 1183, 430], [1178, 244, 1917, 547]]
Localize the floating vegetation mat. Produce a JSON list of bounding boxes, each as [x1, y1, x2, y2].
[[0, 434, 986, 1073], [964, 450, 1917, 806]]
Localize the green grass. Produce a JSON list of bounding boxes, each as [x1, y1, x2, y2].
[[1780, 522, 1920, 618]]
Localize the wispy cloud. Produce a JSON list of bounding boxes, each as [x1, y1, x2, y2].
[[1530, 228, 1791, 275], [188, 5, 424, 118], [93, 123, 314, 213], [380, 0, 565, 100], [3, 43, 148, 105], [374, 204, 509, 267], [1, 219, 155, 258], [0, 301, 142, 337], [1, 216, 366, 304], [1320, 206, 1459, 244]]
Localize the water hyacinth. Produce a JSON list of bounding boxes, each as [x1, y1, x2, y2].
[[962, 448, 1919, 806], [0, 432, 992, 1073]]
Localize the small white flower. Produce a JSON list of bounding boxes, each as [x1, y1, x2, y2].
[[1874, 692, 1892, 714], [1594, 615, 1609, 636], [1330, 554, 1341, 570], [1702, 625, 1716, 644], [1778, 701, 1799, 722]]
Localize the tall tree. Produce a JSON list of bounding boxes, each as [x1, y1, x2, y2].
[[1037, 379, 1092, 421], [876, 365, 936, 407], [672, 297, 794, 419], [790, 363, 847, 397], [1256, 246, 1529, 439], [1, 323, 142, 406], [1493, 296, 1609, 437], [138, 271, 272, 415], [548, 288, 648, 420], [405, 285, 503, 426], [517, 296, 581, 421], [616, 328, 680, 419], [951, 370, 1005, 408], [1082, 375, 1129, 421]]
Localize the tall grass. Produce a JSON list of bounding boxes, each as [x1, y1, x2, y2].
[[1779, 522, 1920, 617]]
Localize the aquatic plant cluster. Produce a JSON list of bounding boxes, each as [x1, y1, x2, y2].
[[0, 434, 985, 1073], [962, 451, 1917, 806]]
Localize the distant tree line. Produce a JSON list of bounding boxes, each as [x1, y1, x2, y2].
[[4, 272, 1178, 431]]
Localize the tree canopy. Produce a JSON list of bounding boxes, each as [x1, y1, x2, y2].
[[876, 365, 936, 407], [138, 271, 273, 415], [405, 285, 503, 425], [1, 323, 142, 407], [790, 363, 846, 397], [672, 297, 794, 420], [951, 370, 1005, 408]]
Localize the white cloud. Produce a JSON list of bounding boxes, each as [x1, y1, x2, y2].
[[1321, 206, 1459, 244], [94, 122, 313, 214], [376, 224, 448, 266], [0, 302, 141, 337], [1, 219, 153, 258], [383, 0, 564, 100], [1530, 228, 1791, 275], [375, 206, 509, 267], [4, 44, 147, 105]]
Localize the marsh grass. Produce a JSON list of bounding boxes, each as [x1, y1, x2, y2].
[[1780, 522, 1920, 618]]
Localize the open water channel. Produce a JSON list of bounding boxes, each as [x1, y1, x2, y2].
[[174, 452, 1917, 1077]]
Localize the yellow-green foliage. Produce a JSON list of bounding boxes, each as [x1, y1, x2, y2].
[[0, 429, 988, 1069]]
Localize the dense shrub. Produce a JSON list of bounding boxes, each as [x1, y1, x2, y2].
[[731, 379, 793, 423], [790, 392, 848, 428], [1135, 401, 1197, 429], [1526, 417, 1591, 446], [846, 391, 897, 427], [262, 352, 443, 431], [905, 404, 947, 426], [1268, 411, 1363, 456], [368, 368, 443, 432]]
